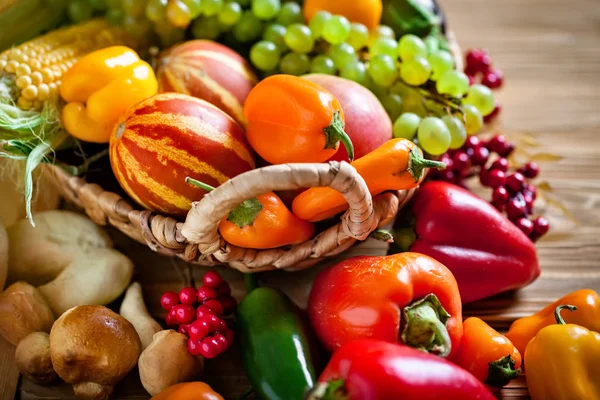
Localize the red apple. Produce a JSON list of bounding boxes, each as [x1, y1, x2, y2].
[[302, 74, 392, 162]]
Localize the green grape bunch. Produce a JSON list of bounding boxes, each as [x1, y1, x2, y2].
[[64, 0, 498, 157]]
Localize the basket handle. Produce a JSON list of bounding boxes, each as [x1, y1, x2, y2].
[[180, 161, 376, 255]]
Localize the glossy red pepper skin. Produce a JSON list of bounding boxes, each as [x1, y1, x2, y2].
[[308, 252, 463, 358], [309, 339, 496, 400], [411, 181, 540, 303]]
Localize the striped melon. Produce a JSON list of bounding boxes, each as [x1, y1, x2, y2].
[[156, 40, 258, 127], [109, 93, 255, 218]]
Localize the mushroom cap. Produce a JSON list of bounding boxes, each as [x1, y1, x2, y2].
[[50, 305, 141, 387]]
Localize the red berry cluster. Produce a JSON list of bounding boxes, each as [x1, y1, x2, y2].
[[433, 135, 550, 242], [465, 48, 503, 123], [160, 270, 236, 359]]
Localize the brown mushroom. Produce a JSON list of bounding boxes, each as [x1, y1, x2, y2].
[[15, 332, 57, 384], [50, 305, 141, 400], [0, 281, 55, 345]]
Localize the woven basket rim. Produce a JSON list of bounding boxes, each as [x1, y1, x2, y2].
[[45, 161, 413, 272]]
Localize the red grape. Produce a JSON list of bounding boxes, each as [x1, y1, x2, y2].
[[160, 291, 179, 310], [179, 287, 198, 306], [203, 270, 224, 288]]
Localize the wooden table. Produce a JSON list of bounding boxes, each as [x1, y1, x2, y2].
[[7, 0, 600, 398]]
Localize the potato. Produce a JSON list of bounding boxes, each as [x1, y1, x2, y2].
[[16, 332, 57, 385], [0, 282, 54, 345], [38, 248, 134, 316], [7, 210, 113, 286], [0, 219, 7, 290], [139, 330, 204, 396]]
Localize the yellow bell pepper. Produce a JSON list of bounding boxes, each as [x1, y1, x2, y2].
[[525, 305, 600, 400], [60, 46, 157, 143]]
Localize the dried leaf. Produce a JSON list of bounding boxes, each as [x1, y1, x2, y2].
[[518, 133, 541, 147], [539, 194, 580, 225], [542, 232, 575, 242], [537, 181, 553, 192], [530, 152, 563, 162]]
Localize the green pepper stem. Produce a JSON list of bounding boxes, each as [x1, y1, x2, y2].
[[185, 177, 215, 192], [323, 111, 355, 162], [186, 177, 263, 228], [554, 304, 577, 325], [305, 380, 348, 400], [401, 293, 452, 357], [486, 354, 521, 388], [370, 229, 394, 243], [407, 147, 447, 182], [244, 274, 259, 294]]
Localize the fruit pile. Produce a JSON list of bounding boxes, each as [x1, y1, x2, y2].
[[61, 0, 496, 142], [432, 134, 550, 241], [2, 2, 591, 400], [160, 270, 237, 358]]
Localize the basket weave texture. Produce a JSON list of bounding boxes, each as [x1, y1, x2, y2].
[[45, 161, 414, 273]]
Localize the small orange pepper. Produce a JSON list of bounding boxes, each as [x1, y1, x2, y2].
[[151, 382, 224, 400], [292, 138, 445, 222], [303, 0, 383, 31], [60, 46, 158, 143], [454, 317, 522, 388], [243, 74, 354, 164], [187, 178, 314, 249], [506, 289, 600, 355]]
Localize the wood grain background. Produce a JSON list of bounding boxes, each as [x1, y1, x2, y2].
[[6, 0, 600, 398]]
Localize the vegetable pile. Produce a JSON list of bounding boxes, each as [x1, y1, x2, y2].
[[0, 1, 589, 400]]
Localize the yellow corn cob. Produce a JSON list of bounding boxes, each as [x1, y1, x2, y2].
[[0, 19, 137, 110]]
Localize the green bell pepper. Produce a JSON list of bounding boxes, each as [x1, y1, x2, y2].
[[237, 277, 319, 400]]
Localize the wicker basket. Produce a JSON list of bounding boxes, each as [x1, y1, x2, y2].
[[45, 161, 414, 273], [43, 30, 461, 273]]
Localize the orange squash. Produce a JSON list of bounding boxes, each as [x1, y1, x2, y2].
[[303, 0, 383, 31], [109, 93, 255, 217], [157, 40, 257, 127]]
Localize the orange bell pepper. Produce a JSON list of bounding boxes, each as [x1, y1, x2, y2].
[[60, 46, 157, 143], [186, 178, 314, 249], [292, 138, 445, 222], [454, 317, 522, 388], [151, 382, 224, 400], [506, 289, 600, 355], [525, 305, 600, 400], [243, 74, 354, 164], [303, 0, 383, 31]]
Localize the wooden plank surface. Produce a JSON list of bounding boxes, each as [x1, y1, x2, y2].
[[0, 337, 19, 400], [11, 0, 600, 398]]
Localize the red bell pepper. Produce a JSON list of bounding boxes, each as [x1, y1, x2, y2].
[[411, 181, 540, 303], [306, 339, 496, 400], [308, 252, 463, 358]]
